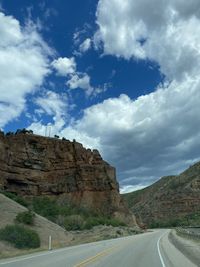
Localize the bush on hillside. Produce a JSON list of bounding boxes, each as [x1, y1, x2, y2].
[[64, 215, 85, 231], [32, 197, 59, 221], [0, 225, 40, 249], [15, 211, 35, 225]]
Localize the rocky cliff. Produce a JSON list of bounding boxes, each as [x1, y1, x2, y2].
[[123, 162, 200, 226], [0, 132, 136, 225]]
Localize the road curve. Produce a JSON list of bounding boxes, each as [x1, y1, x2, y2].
[[0, 229, 196, 267]]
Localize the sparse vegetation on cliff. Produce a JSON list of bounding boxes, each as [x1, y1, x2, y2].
[[149, 212, 200, 228], [31, 196, 126, 230], [122, 161, 200, 227]]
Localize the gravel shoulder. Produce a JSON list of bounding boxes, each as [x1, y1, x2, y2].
[[169, 229, 200, 266]]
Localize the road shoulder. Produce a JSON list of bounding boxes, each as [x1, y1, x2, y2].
[[168, 229, 200, 266]]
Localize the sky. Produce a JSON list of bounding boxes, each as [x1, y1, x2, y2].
[[1, 0, 200, 193]]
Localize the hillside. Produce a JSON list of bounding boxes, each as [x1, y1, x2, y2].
[[0, 193, 140, 259], [0, 193, 72, 258], [122, 161, 200, 227]]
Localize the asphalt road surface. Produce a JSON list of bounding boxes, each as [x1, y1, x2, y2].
[[0, 229, 196, 267]]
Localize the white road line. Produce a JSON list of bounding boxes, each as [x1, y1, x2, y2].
[[0, 245, 77, 265], [157, 231, 168, 267], [0, 251, 55, 265]]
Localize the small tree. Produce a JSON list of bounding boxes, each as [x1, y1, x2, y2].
[[15, 211, 35, 225]]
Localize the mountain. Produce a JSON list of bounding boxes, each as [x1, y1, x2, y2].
[[0, 131, 136, 226], [122, 162, 200, 227]]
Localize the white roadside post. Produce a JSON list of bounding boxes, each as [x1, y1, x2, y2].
[[49, 235, 52, 251]]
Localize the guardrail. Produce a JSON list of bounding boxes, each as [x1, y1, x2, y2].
[[176, 227, 200, 240]]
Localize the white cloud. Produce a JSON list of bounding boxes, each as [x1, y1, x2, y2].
[[120, 184, 146, 194], [95, 0, 200, 81], [60, 126, 100, 149], [29, 90, 68, 135], [51, 56, 102, 97], [35, 90, 67, 118], [67, 73, 93, 96], [0, 12, 52, 128], [51, 57, 76, 76], [79, 38, 91, 53]]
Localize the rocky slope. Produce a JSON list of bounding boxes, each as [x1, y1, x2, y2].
[[0, 131, 136, 225], [122, 162, 200, 226]]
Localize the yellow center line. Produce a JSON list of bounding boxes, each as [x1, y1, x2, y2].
[[73, 245, 119, 267], [73, 237, 135, 267]]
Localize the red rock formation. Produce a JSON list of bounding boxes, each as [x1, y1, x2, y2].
[[0, 132, 136, 225]]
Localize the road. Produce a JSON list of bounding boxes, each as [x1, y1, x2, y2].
[[0, 229, 196, 267]]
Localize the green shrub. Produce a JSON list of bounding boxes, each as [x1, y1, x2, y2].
[[15, 211, 35, 225], [0, 225, 40, 249], [32, 197, 59, 221], [64, 215, 85, 231], [2, 192, 28, 207], [84, 217, 100, 229]]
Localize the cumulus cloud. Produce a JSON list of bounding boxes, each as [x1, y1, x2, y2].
[[67, 73, 93, 96], [51, 56, 105, 96], [51, 57, 76, 76], [0, 12, 52, 128], [95, 0, 200, 81]]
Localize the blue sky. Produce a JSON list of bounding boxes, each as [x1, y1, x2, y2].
[[1, 0, 200, 193]]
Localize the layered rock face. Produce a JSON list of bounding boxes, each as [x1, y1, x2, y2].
[[0, 132, 136, 225], [123, 162, 200, 225]]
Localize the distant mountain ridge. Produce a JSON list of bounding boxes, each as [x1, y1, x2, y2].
[[122, 161, 200, 226]]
